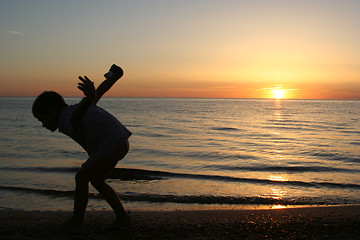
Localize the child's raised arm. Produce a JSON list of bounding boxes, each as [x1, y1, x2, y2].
[[94, 64, 124, 104], [69, 65, 123, 129]]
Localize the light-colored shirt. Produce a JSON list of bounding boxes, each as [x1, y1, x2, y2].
[[58, 104, 132, 161]]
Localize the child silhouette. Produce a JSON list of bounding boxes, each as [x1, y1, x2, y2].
[[32, 65, 131, 233]]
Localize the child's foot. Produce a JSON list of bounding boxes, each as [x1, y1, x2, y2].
[[59, 219, 83, 234], [108, 215, 131, 231]]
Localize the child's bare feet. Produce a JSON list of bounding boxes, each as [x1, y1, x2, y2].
[[59, 219, 83, 234], [108, 215, 131, 231]]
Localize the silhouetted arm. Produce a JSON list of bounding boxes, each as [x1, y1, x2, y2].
[[94, 65, 124, 104], [70, 76, 96, 129]]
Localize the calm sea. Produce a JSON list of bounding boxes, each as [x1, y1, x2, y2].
[[0, 97, 359, 211]]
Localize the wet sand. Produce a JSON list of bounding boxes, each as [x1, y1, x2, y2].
[[1, 205, 360, 239]]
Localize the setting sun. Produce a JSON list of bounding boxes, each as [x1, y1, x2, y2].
[[272, 89, 286, 99], [261, 87, 293, 99]]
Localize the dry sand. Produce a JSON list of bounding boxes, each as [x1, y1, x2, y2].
[[1, 205, 360, 239]]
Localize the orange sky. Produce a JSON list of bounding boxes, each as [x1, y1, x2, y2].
[[1, 1, 360, 99]]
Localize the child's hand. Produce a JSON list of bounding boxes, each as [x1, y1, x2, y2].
[[104, 64, 123, 80], [70, 76, 96, 127], [78, 76, 96, 99]]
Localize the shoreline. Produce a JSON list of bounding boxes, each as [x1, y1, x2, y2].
[[1, 205, 360, 239]]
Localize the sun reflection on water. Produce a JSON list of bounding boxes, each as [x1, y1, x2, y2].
[[271, 205, 287, 209], [268, 176, 288, 182], [268, 176, 288, 206], [271, 188, 287, 199]]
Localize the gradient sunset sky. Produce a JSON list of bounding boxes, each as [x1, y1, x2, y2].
[[1, 0, 360, 99]]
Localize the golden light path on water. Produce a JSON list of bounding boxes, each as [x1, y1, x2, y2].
[[267, 101, 289, 209], [268, 176, 289, 207]]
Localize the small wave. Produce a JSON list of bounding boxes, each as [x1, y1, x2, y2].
[[0, 166, 162, 181], [0, 185, 349, 205], [349, 141, 360, 146], [0, 185, 74, 198], [110, 168, 360, 190], [210, 127, 242, 132], [134, 148, 259, 162], [0, 166, 79, 173], [136, 132, 168, 138], [212, 165, 360, 173], [2, 167, 360, 189], [309, 152, 359, 163], [184, 151, 257, 161]]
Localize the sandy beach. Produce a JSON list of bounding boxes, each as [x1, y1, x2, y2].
[[1, 205, 359, 239]]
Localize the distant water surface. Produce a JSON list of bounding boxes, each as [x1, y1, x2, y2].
[[0, 97, 359, 211]]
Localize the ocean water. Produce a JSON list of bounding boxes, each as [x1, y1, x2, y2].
[[0, 97, 359, 211]]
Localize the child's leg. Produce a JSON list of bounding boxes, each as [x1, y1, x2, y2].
[[91, 178, 128, 220], [72, 169, 91, 223], [60, 168, 91, 233], [90, 141, 130, 223]]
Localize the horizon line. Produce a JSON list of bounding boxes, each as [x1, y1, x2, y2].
[[1, 96, 360, 101]]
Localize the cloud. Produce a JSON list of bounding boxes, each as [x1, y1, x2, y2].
[[5, 30, 25, 36]]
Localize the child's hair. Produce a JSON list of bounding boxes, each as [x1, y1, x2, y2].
[[32, 91, 68, 116]]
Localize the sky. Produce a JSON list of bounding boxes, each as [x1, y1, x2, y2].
[[1, 0, 360, 99]]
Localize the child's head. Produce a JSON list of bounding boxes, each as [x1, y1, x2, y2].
[[32, 91, 68, 132]]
